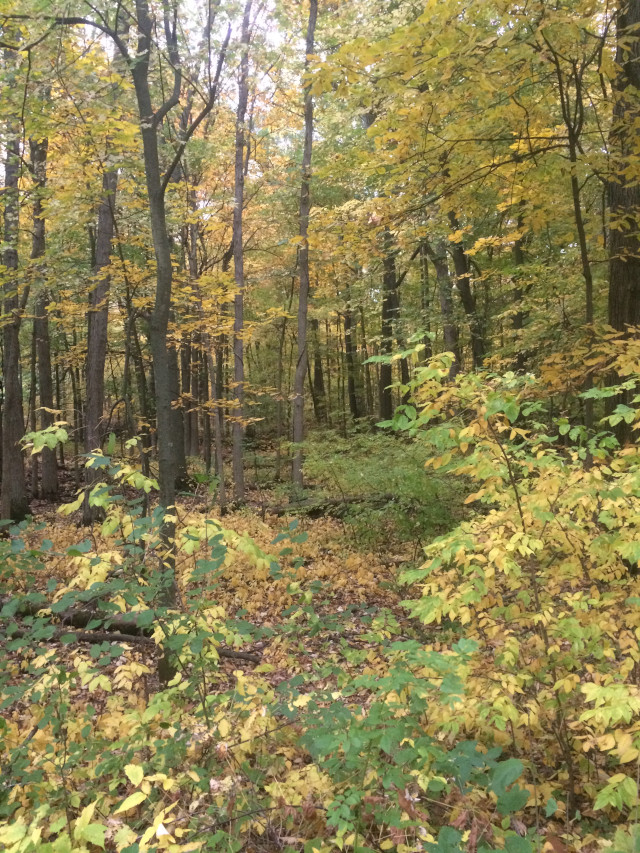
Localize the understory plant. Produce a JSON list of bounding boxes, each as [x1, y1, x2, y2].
[[1, 441, 538, 852], [388, 344, 640, 847]]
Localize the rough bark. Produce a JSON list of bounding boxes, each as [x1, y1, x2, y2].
[[1, 121, 28, 521], [609, 0, 640, 333]]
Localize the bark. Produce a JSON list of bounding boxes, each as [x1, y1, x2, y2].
[[34, 291, 57, 498], [29, 136, 57, 498], [419, 243, 433, 362], [29, 319, 38, 498], [311, 318, 327, 421], [232, 0, 252, 502], [1, 121, 28, 521], [426, 240, 460, 378], [83, 169, 117, 521], [447, 212, 485, 367], [292, 0, 318, 488], [609, 0, 640, 333], [343, 293, 359, 420], [168, 337, 188, 488], [379, 238, 396, 421]]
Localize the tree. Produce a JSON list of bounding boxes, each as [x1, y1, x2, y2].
[[292, 0, 318, 488], [608, 0, 640, 334], [232, 0, 253, 502], [1, 48, 28, 520]]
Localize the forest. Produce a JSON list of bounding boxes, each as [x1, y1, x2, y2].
[[2, 0, 640, 850]]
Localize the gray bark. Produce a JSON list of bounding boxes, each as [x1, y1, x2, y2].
[[232, 0, 253, 502], [292, 0, 318, 488]]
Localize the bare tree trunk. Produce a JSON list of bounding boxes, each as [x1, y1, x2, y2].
[[311, 317, 327, 422], [232, 0, 253, 502], [1, 118, 28, 521], [426, 240, 460, 378], [419, 243, 433, 362], [343, 287, 359, 420], [447, 212, 484, 367], [83, 169, 117, 521], [292, 0, 318, 488], [360, 307, 373, 416], [379, 236, 396, 421], [28, 319, 38, 498], [29, 135, 57, 498]]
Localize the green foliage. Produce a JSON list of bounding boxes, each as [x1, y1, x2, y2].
[[302, 430, 466, 547]]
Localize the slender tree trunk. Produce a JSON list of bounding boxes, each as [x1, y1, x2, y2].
[[83, 169, 117, 521], [190, 334, 200, 456], [181, 340, 193, 458], [426, 240, 460, 378], [360, 307, 373, 416], [30, 136, 57, 498], [379, 237, 396, 420], [1, 121, 28, 521], [29, 320, 38, 498], [311, 318, 327, 422], [232, 0, 252, 502], [168, 337, 188, 488], [419, 243, 433, 362], [343, 293, 359, 420], [292, 0, 318, 488], [447, 212, 484, 367]]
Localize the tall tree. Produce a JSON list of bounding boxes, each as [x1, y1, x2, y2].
[[83, 169, 117, 522], [1, 48, 28, 520], [30, 135, 58, 500], [232, 0, 253, 502], [292, 0, 318, 488], [608, 0, 640, 333]]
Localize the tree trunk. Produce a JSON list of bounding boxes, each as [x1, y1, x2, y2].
[[419, 243, 433, 362], [311, 317, 327, 422], [427, 240, 460, 378], [609, 0, 640, 333], [83, 169, 117, 521], [232, 0, 253, 502], [343, 295, 359, 420], [292, 0, 318, 488], [1, 121, 28, 521], [379, 237, 396, 421], [447, 212, 484, 368], [29, 135, 57, 499]]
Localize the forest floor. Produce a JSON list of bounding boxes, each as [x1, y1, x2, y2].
[[3, 432, 481, 851]]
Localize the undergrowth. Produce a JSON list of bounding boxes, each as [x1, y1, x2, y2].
[[4, 341, 640, 852]]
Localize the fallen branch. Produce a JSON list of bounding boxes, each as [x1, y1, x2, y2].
[[1, 599, 262, 664]]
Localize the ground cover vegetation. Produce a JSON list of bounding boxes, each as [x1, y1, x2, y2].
[[2, 0, 640, 851]]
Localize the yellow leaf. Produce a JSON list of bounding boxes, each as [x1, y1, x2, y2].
[[125, 764, 144, 787], [619, 748, 640, 764], [114, 790, 147, 814]]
